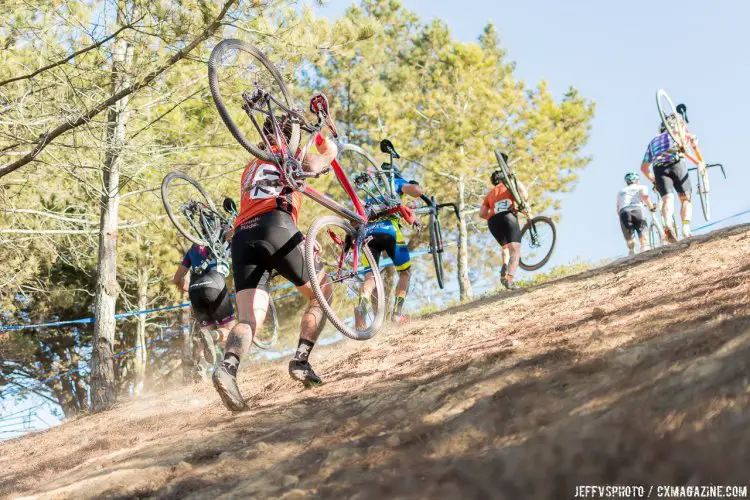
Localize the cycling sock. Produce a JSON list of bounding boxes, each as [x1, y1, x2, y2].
[[294, 339, 315, 362], [221, 353, 240, 377]]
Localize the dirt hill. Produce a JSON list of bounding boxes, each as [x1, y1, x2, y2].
[[2, 224, 749, 500]]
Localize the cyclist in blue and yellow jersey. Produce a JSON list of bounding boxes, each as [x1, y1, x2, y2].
[[356, 165, 424, 325], [641, 113, 696, 241]]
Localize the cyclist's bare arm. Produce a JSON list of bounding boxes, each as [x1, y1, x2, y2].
[[172, 265, 190, 292], [517, 180, 529, 205], [302, 136, 338, 174], [640, 161, 655, 183], [402, 182, 424, 198], [641, 190, 655, 211]]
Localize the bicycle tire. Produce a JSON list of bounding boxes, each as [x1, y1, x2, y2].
[[161, 171, 216, 246], [304, 215, 385, 340], [429, 211, 445, 289], [649, 222, 663, 249], [252, 297, 279, 350], [208, 39, 300, 163], [519, 215, 557, 271], [696, 167, 711, 221], [656, 89, 683, 148], [494, 149, 526, 208]]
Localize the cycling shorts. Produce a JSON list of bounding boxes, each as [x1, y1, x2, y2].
[[488, 211, 521, 246], [362, 218, 411, 272], [654, 159, 691, 198], [231, 209, 309, 292], [188, 270, 235, 327], [619, 206, 647, 239]]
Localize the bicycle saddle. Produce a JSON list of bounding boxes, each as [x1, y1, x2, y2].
[[379, 139, 400, 159]]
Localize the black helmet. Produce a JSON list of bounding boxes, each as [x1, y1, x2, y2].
[[491, 170, 506, 186]]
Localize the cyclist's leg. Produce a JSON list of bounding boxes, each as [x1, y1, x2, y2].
[[488, 212, 510, 280], [672, 160, 693, 237], [265, 213, 328, 386], [505, 212, 522, 283], [619, 209, 636, 255], [390, 224, 411, 319], [654, 165, 677, 240], [632, 207, 649, 253], [359, 233, 384, 302]]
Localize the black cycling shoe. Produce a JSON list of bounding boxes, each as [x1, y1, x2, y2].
[[212, 365, 249, 412], [288, 359, 323, 388]]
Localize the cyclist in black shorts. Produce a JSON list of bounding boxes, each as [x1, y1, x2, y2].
[[479, 157, 529, 290], [212, 115, 337, 412], [641, 115, 696, 240], [173, 239, 236, 380]]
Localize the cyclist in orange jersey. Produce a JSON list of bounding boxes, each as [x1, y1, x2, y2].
[[479, 155, 529, 290], [212, 116, 337, 412]]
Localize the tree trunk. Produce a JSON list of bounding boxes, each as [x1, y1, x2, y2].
[[90, 10, 133, 412], [456, 175, 473, 300], [133, 266, 149, 395], [181, 291, 194, 385]]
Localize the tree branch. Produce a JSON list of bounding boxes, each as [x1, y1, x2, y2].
[[0, 21, 139, 88], [0, 0, 237, 179]]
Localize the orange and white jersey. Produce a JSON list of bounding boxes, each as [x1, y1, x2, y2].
[[482, 184, 516, 217], [233, 159, 302, 229]]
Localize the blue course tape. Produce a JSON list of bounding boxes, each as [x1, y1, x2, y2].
[[0, 243, 453, 333], [692, 209, 750, 232]]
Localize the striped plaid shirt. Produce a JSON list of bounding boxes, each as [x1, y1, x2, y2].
[[642, 132, 680, 166]]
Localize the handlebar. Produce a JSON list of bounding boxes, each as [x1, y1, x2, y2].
[[688, 162, 726, 179]]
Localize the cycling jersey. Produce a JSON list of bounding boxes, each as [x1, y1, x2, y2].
[[182, 244, 217, 276], [616, 184, 648, 212], [362, 173, 412, 272], [643, 132, 680, 166], [362, 218, 411, 271], [234, 159, 302, 229], [482, 184, 516, 217]]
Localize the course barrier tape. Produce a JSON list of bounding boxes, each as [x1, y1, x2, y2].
[[0, 243, 455, 400], [0, 243, 454, 333]]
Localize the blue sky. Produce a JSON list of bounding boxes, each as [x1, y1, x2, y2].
[[315, 0, 750, 265]]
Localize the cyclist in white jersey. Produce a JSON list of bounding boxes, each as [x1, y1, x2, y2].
[[617, 172, 656, 256]]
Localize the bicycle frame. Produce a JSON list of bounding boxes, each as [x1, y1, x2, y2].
[[240, 88, 370, 273]]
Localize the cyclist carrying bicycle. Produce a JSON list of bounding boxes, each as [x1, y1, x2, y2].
[[355, 160, 424, 325], [212, 113, 337, 412], [172, 213, 236, 380], [640, 113, 696, 241], [479, 153, 528, 290], [617, 172, 656, 256]]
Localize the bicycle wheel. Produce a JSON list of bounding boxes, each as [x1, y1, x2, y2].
[[208, 39, 300, 163], [252, 297, 279, 350], [519, 216, 557, 271], [429, 211, 445, 289], [161, 172, 217, 246], [656, 89, 687, 147], [696, 167, 711, 221], [304, 215, 385, 341], [649, 222, 663, 249], [494, 149, 526, 208]]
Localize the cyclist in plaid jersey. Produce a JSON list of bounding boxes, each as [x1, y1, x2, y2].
[[640, 114, 695, 241]]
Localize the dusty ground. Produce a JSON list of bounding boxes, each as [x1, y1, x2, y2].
[[1, 224, 750, 500]]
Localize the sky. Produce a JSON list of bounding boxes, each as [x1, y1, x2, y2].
[[314, 0, 750, 266]]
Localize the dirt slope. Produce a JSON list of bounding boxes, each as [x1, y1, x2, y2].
[[2, 224, 750, 500]]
